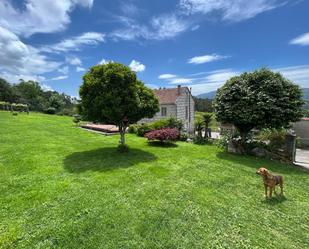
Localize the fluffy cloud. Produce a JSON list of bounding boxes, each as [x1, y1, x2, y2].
[[275, 65, 309, 87], [41, 32, 105, 53], [0, 0, 93, 37], [76, 66, 86, 72], [0, 26, 60, 80], [110, 14, 191, 41], [169, 78, 193, 84], [66, 56, 82, 66], [290, 33, 309, 46], [179, 0, 285, 22], [58, 66, 69, 74], [129, 60, 145, 72], [188, 54, 229, 64], [41, 84, 54, 92], [158, 74, 177, 79], [50, 75, 68, 81]]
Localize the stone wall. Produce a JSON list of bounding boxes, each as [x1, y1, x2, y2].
[[175, 88, 195, 132], [139, 104, 176, 124]]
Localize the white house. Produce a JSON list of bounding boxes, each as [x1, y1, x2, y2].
[[140, 85, 195, 132]]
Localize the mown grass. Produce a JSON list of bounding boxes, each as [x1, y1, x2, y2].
[[0, 111, 308, 249]]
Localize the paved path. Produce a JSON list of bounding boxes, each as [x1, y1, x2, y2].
[[295, 149, 309, 170]]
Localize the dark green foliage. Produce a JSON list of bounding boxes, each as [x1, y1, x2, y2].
[[0, 78, 76, 115], [79, 62, 159, 147], [73, 114, 82, 126], [43, 107, 56, 115], [193, 97, 213, 112], [256, 128, 287, 152], [214, 68, 304, 141]]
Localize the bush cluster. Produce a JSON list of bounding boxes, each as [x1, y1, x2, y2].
[[145, 128, 179, 143], [129, 117, 183, 137], [0, 102, 28, 112], [43, 107, 57, 115]]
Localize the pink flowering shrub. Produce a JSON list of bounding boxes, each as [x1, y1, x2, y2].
[[145, 128, 179, 143]]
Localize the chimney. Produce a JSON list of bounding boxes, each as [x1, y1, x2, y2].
[[178, 85, 181, 95]]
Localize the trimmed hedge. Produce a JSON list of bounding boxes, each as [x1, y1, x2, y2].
[[0, 102, 28, 112]]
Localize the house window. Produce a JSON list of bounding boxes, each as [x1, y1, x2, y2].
[[161, 107, 167, 116], [185, 106, 188, 119]]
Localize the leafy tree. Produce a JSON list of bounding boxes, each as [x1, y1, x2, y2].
[[193, 97, 213, 112], [202, 112, 212, 138], [213, 68, 304, 142], [0, 78, 17, 102], [79, 62, 159, 149]]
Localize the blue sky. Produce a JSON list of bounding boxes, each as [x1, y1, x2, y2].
[[0, 0, 309, 97]]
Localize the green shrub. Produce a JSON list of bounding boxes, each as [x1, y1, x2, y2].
[[128, 124, 140, 134], [43, 107, 56, 115], [11, 103, 28, 112], [256, 128, 286, 151], [179, 133, 189, 141], [137, 123, 152, 137], [12, 112, 18, 116], [73, 114, 82, 126], [0, 101, 10, 110], [216, 133, 232, 149]]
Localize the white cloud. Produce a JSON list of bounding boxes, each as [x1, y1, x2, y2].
[[0, 26, 60, 78], [0, 71, 46, 83], [41, 84, 54, 92], [66, 56, 82, 66], [110, 14, 191, 41], [50, 75, 68, 81], [275, 65, 309, 88], [58, 66, 69, 74], [129, 60, 145, 72], [290, 33, 309, 46], [98, 59, 108, 65], [76, 66, 86, 72], [41, 32, 105, 53], [188, 54, 229, 64], [158, 74, 177, 79], [179, 0, 285, 22], [169, 78, 193, 84], [0, 0, 93, 37]]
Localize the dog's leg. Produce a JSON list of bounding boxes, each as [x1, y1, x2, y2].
[[264, 185, 268, 198], [269, 187, 273, 198]]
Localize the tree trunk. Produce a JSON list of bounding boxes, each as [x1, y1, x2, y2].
[[119, 126, 126, 146], [204, 125, 208, 138]]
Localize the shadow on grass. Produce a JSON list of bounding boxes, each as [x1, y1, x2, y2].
[[147, 141, 178, 148], [216, 151, 308, 176], [63, 147, 157, 173], [262, 195, 287, 205]]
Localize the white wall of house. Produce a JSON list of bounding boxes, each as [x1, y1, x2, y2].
[[139, 104, 176, 123], [175, 88, 195, 132]]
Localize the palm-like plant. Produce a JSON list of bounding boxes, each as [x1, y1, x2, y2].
[[195, 118, 204, 139], [202, 113, 212, 138]]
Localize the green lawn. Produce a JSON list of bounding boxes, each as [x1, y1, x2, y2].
[[0, 111, 308, 249]]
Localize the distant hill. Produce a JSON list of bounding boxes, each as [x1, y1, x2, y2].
[[303, 88, 309, 100], [196, 90, 217, 99], [196, 88, 309, 100]]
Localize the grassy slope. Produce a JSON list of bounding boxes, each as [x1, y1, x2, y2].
[[0, 111, 308, 249]]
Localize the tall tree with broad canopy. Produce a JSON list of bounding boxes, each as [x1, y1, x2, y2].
[[213, 68, 304, 142], [79, 62, 159, 149]]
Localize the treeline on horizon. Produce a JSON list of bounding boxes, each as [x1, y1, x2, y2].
[[193, 97, 213, 113], [0, 78, 77, 115]]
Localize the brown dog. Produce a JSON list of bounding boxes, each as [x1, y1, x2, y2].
[[256, 167, 284, 198]]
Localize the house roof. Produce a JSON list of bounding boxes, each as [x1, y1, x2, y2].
[[153, 86, 189, 104]]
